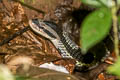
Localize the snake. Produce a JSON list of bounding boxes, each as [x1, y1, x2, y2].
[[29, 19, 110, 71]]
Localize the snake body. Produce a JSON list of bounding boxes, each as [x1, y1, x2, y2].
[[29, 19, 108, 71]]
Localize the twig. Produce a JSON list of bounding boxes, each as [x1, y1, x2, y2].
[[111, 1, 119, 59], [0, 26, 30, 46], [12, 0, 45, 14], [0, 52, 8, 55]]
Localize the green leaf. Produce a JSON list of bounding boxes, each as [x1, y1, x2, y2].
[[80, 8, 112, 53], [81, 0, 113, 7], [107, 57, 120, 76], [117, 0, 120, 5], [0, 65, 14, 80]]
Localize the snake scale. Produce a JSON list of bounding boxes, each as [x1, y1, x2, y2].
[[29, 19, 111, 71]]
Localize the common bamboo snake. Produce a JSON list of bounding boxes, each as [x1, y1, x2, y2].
[[29, 19, 110, 71]]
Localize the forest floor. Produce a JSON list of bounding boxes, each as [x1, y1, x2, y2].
[[0, 0, 118, 80]]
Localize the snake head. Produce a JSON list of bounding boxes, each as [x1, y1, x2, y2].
[[29, 19, 60, 40]]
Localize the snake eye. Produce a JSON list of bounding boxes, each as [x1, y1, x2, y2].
[[32, 19, 40, 27]]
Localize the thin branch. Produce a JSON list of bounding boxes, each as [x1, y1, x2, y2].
[[111, 1, 119, 59], [12, 0, 45, 14], [0, 52, 8, 55], [0, 26, 30, 46]]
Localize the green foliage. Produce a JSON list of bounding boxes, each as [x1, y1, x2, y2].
[[81, 0, 113, 7], [81, 0, 120, 78], [20, 0, 35, 3], [118, 0, 120, 5], [0, 65, 14, 80], [15, 76, 26, 80], [21, 0, 24, 3], [107, 57, 120, 76], [80, 8, 112, 53], [15, 76, 35, 80]]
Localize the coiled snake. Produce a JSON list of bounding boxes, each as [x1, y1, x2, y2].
[[29, 19, 110, 71]]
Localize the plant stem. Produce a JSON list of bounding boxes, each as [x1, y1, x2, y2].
[[111, 1, 119, 59]]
